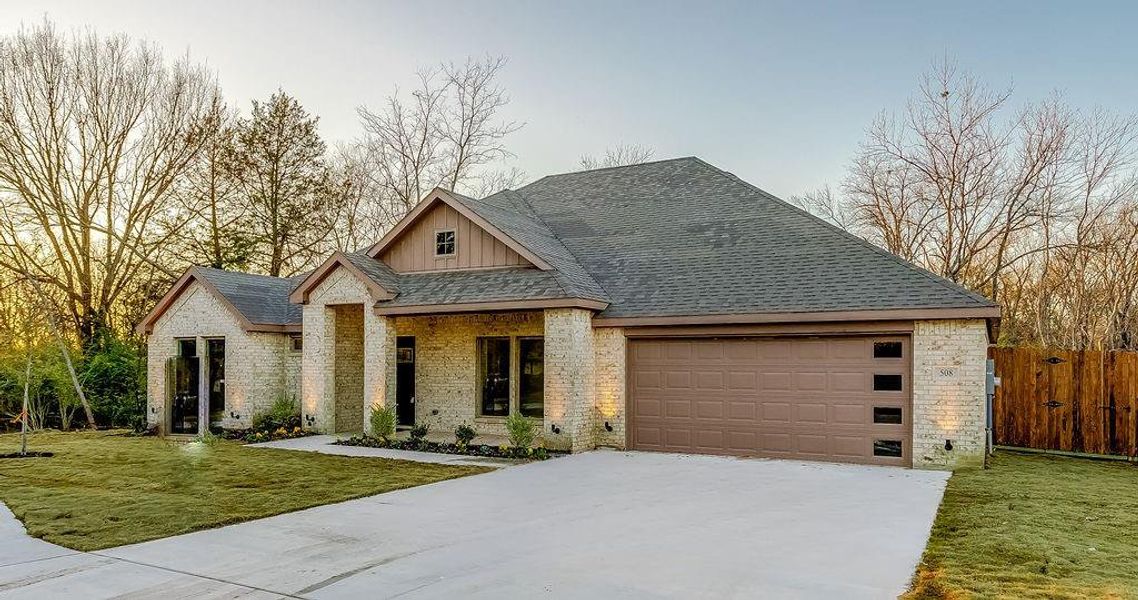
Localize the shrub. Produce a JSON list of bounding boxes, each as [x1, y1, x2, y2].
[[81, 332, 146, 428], [369, 405, 396, 442], [505, 413, 536, 450], [409, 423, 429, 442], [251, 395, 299, 432], [454, 424, 476, 446]]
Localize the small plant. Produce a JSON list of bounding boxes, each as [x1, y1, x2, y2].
[[252, 395, 300, 432], [454, 424, 476, 447], [505, 412, 536, 451], [409, 423, 430, 445], [369, 405, 397, 442]]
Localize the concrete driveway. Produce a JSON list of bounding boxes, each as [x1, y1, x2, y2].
[[0, 451, 948, 599]]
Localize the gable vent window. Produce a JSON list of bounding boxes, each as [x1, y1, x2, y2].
[[435, 230, 456, 256]]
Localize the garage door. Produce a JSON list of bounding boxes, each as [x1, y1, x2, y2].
[[628, 336, 911, 466]]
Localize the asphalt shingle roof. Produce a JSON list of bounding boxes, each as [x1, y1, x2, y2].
[[511, 157, 995, 318], [198, 157, 994, 326], [194, 267, 303, 326]]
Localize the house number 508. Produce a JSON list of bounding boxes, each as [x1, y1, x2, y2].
[[940, 368, 955, 377]]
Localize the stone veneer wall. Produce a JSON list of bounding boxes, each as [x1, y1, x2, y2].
[[146, 282, 296, 432], [911, 318, 989, 469], [593, 327, 627, 448]]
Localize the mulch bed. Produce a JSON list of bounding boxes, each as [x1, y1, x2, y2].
[[0, 451, 54, 458]]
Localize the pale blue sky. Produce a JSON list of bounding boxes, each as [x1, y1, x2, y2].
[[1, 0, 1136, 198]]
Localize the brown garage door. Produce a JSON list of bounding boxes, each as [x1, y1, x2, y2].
[[628, 336, 911, 466]]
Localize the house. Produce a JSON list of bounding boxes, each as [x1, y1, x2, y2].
[[138, 157, 999, 468]]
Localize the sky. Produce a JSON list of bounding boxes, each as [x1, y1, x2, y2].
[[1, 0, 1136, 199]]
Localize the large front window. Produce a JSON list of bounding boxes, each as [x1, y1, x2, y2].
[[477, 336, 544, 418], [479, 337, 510, 416]]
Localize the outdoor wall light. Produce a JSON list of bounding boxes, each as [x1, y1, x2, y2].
[[551, 424, 561, 434], [604, 421, 614, 432], [945, 439, 954, 451]]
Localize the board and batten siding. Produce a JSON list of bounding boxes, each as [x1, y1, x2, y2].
[[379, 203, 531, 272]]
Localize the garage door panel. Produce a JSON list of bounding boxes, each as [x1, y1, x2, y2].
[[795, 403, 827, 424], [727, 371, 757, 390], [665, 399, 691, 417], [629, 336, 912, 467]]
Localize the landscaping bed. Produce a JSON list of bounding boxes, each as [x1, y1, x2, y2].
[[906, 450, 1138, 599], [0, 430, 489, 550], [335, 434, 562, 460]]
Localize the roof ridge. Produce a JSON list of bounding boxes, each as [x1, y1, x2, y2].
[[523, 155, 699, 184], [699, 162, 996, 308]]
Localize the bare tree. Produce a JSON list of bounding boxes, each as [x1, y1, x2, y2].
[[355, 56, 521, 227], [0, 21, 221, 343], [802, 58, 1138, 349], [579, 144, 655, 170]]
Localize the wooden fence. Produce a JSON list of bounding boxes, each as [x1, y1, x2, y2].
[[991, 347, 1138, 457]]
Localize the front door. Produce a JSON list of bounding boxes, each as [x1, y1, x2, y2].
[[396, 337, 416, 426]]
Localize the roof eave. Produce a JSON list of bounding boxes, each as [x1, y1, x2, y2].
[[591, 305, 1002, 328], [373, 297, 609, 317]]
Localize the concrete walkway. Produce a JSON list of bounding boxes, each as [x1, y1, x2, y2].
[[248, 435, 518, 468], [0, 451, 949, 599]]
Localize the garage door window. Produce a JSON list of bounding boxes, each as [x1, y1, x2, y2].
[[873, 439, 903, 457], [873, 341, 903, 358], [873, 374, 903, 391], [873, 406, 903, 424]]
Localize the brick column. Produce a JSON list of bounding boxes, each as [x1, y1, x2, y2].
[[301, 304, 337, 433], [912, 318, 989, 469], [543, 308, 596, 452], [362, 311, 397, 435]]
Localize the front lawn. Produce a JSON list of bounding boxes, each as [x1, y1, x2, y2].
[[907, 451, 1138, 599], [0, 430, 489, 551]]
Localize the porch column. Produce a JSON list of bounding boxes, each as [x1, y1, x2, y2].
[[543, 308, 597, 452], [301, 304, 337, 433], [362, 310, 397, 436]]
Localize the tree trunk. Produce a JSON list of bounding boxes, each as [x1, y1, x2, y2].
[[21, 351, 31, 456]]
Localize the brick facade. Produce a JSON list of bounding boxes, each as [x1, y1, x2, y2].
[[593, 327, 626, 448], [394, 311, 545, 440], [911, 318, 989, 469], [543, 308, 596, 451], [146, 282, 298, 433], [300, 267, 395, 434]]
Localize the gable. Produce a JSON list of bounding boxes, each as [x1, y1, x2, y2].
[[379, 201, 534, 272]]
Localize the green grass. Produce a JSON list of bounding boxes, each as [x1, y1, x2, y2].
[[907, 451, 1138, 599], [0, 430, 489, 551]]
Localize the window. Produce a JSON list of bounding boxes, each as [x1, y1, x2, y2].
[[290, 334, 303, 352], [873, 374, 903, 391], [478, 337, 510, 416], [873, 406, 903, 424], [435, 230, 456, 256], [873, 341, 903, 358], [519, 338, 544, 418], [177, 338, 197, 358], [873, 439, 903, 457]]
